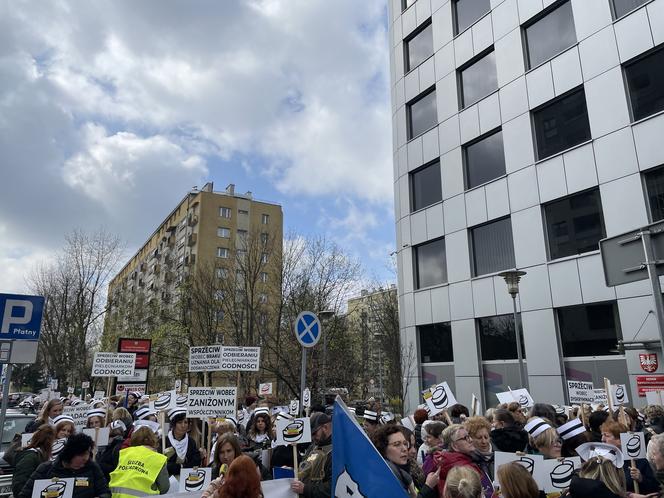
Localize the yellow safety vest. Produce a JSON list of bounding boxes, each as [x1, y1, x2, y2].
[[109, 445, 167, 498]]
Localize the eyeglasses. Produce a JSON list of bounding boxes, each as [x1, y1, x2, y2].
[[454, 435, 472, 443], [388, 440, 411, 449]]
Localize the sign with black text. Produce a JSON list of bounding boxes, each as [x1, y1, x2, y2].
[[186, 387, 237, 419], [219, 346, 260, 371], [567, 380, 595, 404], [92, 352, 136, 377], [189, 345, 222, 372]]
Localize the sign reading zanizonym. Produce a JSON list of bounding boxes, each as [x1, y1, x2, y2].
[[220, 346, 260, 371], [186, 387, 237, 419], [91, 352, 136, 377], [189, 345, 222, 372]]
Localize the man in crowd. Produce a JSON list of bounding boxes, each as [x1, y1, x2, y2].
[[290, 412, 332, 497]]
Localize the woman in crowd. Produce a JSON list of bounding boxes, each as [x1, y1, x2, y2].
[[524, 417, 561, 459], [134, 405, 158, 423], [163, 407, 201, 476], [601, 419, 660, 494], [26, 399, 64, 432], [647, 433, 664, 487], [465, 416, 493, 477], [558, 418, 590, 458], [86, 407, 107, 429], [109, 426, 169, 497], [247, 409, 272, 449], [443, 466, 483, 498], [12, 425, 55, 496], [413, 408, 429, 448], [491, 409, 528, 453], [53, 414, 76, 440], [418, 421, 445, 465], [400, 426, 426, 490], [496, 462, 544, 498], [98, 420, 128, 480], [565, 456, 626, 498], [217, 455, 262, 498], [124, 391, 140, 415], [211, 433, 242, 480], [18, 433, 110, 498]]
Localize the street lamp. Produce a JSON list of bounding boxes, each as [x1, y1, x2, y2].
[[318, 310, 335, 397], [498, 270, 528, 389]]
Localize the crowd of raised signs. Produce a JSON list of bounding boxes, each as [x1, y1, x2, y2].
[[10, 387, 664, 498]]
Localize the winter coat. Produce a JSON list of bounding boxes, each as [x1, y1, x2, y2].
[[12, 448, 45, 497], [624, 458, 660, 494], [564, 476, 622, 498], [97, 435, 125, 480], [430, 451, 494, 498], [18, 456, 110, 498], [491, 426, 528, 453], [162, 435, 201, 476]]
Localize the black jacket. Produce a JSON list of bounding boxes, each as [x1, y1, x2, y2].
[[624, 458, 660, 494], [97, 435, 124, 481], [566, 476, 622, 498], [18, 456, 110, 498], [163, 435, 201, 476], [491, 426, 528, 453]]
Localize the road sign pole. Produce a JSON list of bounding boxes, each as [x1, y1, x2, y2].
[[0, 364, 13, 443], [641, 230, 664, 349], [300, 347, 307, 417]]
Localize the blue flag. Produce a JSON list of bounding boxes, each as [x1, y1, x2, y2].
[[332, 398, 409, 497]]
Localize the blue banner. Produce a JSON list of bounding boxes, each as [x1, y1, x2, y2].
[[332, 398, 408, 497]]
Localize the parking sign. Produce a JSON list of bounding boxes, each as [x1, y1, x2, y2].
[[0, 294, 45, 341]]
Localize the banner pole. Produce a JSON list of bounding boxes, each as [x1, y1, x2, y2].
[[604, 378, 614, 414], [300, 347, 307, 418], [631, 458, 640, 494], [161, 411, 167, 452], [292, 443, 299, 480], [202, 372, 208, 451]]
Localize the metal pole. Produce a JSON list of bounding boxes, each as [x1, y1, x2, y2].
[[512, 296, 528, 389], [378, 345, 383, 402], [641, 230, 664, 349], [322, 334, 327, 397], [0, 364, 13, 442], [300, 347, 307, 417]]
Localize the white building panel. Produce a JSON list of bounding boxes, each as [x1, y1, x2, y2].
[[438, 73, 459, 121], [503, 113, 535, 173], [454, 27, 475, 67], [578, 26, 620, 82], [495, 28, 525, 87], [478, 92, 502, 134], [472, 13, 494, 54], [521, 309, 562, 375], [551, 46, 583, 96], [459, 105, 481, 143], [485, 177, 511, 219], [422, 127, 440, 163], [526, 62, 555, 109], [570, 0, 612, 42], [613, 7, 654, 62], [492, 0, 519, 41], [600, 173, 648, 237], [426, 203, 445, 239], [449, 281, 475, 320], [430, 285, 451, 323], [593, 127, 639, 184], [451, 319, 481, 375], [511, 206, 548, 268], [441, 147, 465, 199], [548, 259, 583, 307], [445, 230, 471, 282], [465, 187, 488, 226], [435, 42, 456, 81], [562, 143, 598, 194], [517, 0, 543, 24], [432, 2, 454, 52], [577, 253, 617, 303], [411, 210, 428, 245], [634, 113, 664, 172], [407, 136, 424, 171], [585, 67, 631, 138], [419, 56, 437, 92], [518, 264, 553, 311], [443, 194, 467, 233], [414, 290, 434, 324], [536, 155, 568, 203], [473, 276, 497, 317], [405, 69, 421, 102], [508, 165, 540, 212], [649, 0, 664, 45], [499, 76, 529, 123]]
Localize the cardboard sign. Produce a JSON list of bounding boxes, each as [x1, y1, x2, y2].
[[189, 345, 222, 372], [400, 416, 415, 431], [646, 390, 664, 405], [496, 388, 534, 408], [186, 387, 237, 419], [533, 457, 581, 493], [423, 381, 457, 416], [93, 391, 105, 399], [151, 390, 177, 412], [31, 478, 75, 498], [620, 432, 646, 460], [302, 388, 311, 408], [81, 382, 90, 389], [178, 467, 212, 493], [494, 451, 543, 482], [91, 352, 136, 378], [289, 400, 300, 416], [611, 384, 629, 405], [82, 427, 110, 447], [261, 478, 297, 498], [259, 382, 273, 396], [115, 383, 146, 396], [67, 387, 74, 394], [275, 417, 312, 446], [219, 346, 260, 371], [567, 380, 595, 404], [471, 393, 481, 417], [63, 405, 92, 430], [593, 388, 608, 405]]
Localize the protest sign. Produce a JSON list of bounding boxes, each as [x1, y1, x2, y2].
[[494, 451, 543, 481], [611, 384, 629, 405], [83, 427, 110, 447], [67, 387, 74, 394], [186, 387, 237, 419], [567, 380, 595, 404], [423, 381, 457, 416], [533, 457, 581, 493], [259, 382, 273, 396], [593, 388, 608, 404], [189, 345, 222, 372], [178, 467, 212, 493], [91, 352, 136, 377], [471, 393, 481, 417], [93, 390, 105, 399], [31, 478, 75, 498], [496, 388, 534, 408], [115, 383, 146, 396], [81, 382, 90, 389], [620, 432, 646, 460], [275, 417, 312, 446], [63, 405, 91, 430], [289, 399, 300, 416], [261, 479, 297, 498], [219, 346, 260, 371], [152, 390, 177, 412], [302, 388, 311, 408]]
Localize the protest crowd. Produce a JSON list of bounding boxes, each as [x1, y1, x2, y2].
[[9, 386, 664, 498]]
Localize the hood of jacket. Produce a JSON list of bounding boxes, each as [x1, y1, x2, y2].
[[490, 426, 528, 453]]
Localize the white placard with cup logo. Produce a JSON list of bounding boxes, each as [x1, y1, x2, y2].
[[259, 382, 273, 396], [494, 452, 543, 485], [178, 467, 212, 493], [611, 384, 629, 405], [31, 478, 75, 498], [289, 399, 300, 416], [63, 405, 92, 431], [91, 352, 136, 378], [533, 457, 581, 494], [186, 387, 237, 419], [83, 427, 110, 447], [423, 381, 457, 416], [275, 417, 312, 446], [620, 432, 646, 460], [151, 390, 178, 412], [495, 388, 535, 408], [303, 388, 311, 408]]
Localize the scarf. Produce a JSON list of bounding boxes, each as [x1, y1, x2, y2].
[[167, 430, 189, 460]]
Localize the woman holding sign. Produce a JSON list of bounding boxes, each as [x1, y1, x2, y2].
[[12, 425, 55, 496], [26, 399, 64, 433], [163, 408, 201, 476]]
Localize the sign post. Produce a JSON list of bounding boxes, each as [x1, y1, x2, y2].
[[294, 311, 322, 416]]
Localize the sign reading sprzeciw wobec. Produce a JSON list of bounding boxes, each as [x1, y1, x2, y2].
[[220, 346, 260, 371], [189, 345, 222, 372], [91, 352, 136, 377], [567, 380, 595, 404], [186, 387, 237, 419]]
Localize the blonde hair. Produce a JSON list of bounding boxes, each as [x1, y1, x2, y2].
[[496, 462, 540, 498], [444, 466, 482, 498], [526, 418, 558, 451], [579, 456, 625, 496]]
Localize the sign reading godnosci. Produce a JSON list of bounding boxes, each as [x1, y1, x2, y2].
[[186, 387, 237, 419], [91, 352, 136, 377], [189, 345, 222, 372], [219, 346, 260, 371]]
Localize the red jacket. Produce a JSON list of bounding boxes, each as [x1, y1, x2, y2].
[[431, 450, 495, 498]]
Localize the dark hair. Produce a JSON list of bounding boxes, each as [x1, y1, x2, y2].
[[450, 404, 469, 418], [248, 413, 272, 438], [425, 421, 446, 439], [27, 424, 56, 460], [589, 410, 610, 433], [214, 433, 242, 470], [399, 426, 414, 442], [371, 424, 404, 458], [218, 455, 261, 498], [493, 409, 516, 427], [561, 431, 590, 457], [60, 433, 94, 463], [170, 412, 187, 428], [414, 408, 429, 425], [529, 404, 557, 426]]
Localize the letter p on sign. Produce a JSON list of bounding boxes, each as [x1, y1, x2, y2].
[[2, 299, 33, 334]]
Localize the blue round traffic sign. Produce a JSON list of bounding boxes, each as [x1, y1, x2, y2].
[[294, 311, 321, 348]]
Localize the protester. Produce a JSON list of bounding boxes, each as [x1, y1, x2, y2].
[[646, 433, 664, 487], [98, 420, 128, 480], [529, 404, 557, 427], [124, 391, 140, 415], [86, 407, 107, 429], [12, 425, 55, 497], [400, 426, 426, 490], [134, 406, 158, 423], [413, 408, 429, 448], [588, 410, 610, 443], [449, 404, 470, 424], [464, 416, 494, 478], [362, 408, 382, 436], [26, 398, 64, 432], [564, 456, 626, 498], [558, 418, 590, 458], [217, 455, 262, 498], [443, 466, 483, 498], [524, 417, 561, 458], [491, 409, 528, 453], [290, 412, 333, 497], [247, 408, 272, 449], [163, 407, 201, 476], [210, 433, 241, 480], [109, 426, 169, 497], [418, 421, 445, 465], [18, 433, 110, 498], [209, 419, 238, 467], [496, 462, 544, 498], [371, 424, 418, 497], [53, 415, 76, 439]]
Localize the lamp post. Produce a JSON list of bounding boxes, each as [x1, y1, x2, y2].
[[498, 270, 528, 389], [318, 310, 334, 398]]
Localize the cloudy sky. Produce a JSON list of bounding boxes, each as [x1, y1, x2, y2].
[[0, 0, 395, 293]]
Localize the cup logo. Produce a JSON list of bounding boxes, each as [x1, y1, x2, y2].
[[626, 435, 641, 458], [51, 438, 66, 457], [260, 384, 269, 394], [184, 469, 207, 491], [431, 385, 448, 409], [517, 456, 535, 475], [155, 392, 171, 411], [303, 390, 310, 403], [518, 394, 528, 407], [550, 460, 575, 489], [41, 481, 67, 498], [176, 395, 188, 407], [615, 386, 625, 403], [289, 400, 298, 415], [282, 420, 304, 443]]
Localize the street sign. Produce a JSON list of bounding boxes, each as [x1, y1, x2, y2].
[[0, 294, 45, 341], [294, 311, 321, 348]]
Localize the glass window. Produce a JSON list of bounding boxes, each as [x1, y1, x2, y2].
[[216, 247, 229, 258], [260, 272, 268, 283], [533, 88, 591, 160], [418, 322, 453, 363], [217, 227, 230, 238], [239, 209, 249, 215], [612, 0, 649, 19], [261, 253, 268, 263], [544, 188, 605, 260], [478, 314, 524, 361], [464, 129, 505, 189], [262, 214, 270, 224], [558, 302, 622, 357], [625, 47, 664, 122], [219, 207, 231, 218], [645, 167, 664, 222], [414, 237, 447, 289], [525, 1, 577, 69], [403, 0, 417, 11], [460, 50, 498, 108], [410, 161, 442, 211], [471, 217, 515, 276], [405, 22, 433, 72], [261, 232, 269, 244], [454, 0, 491, 34], [408, 89, 437, 140]]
